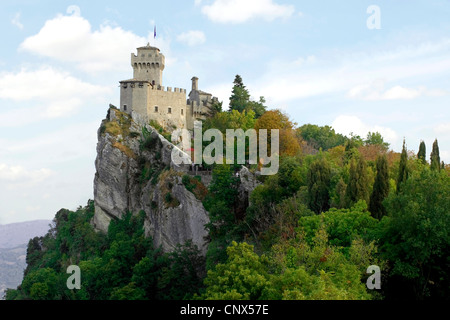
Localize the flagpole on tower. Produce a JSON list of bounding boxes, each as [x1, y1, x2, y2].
[[154, 25, 156, 47]]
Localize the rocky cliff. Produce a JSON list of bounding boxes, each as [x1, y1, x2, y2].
[[92, 107, 210, 255]]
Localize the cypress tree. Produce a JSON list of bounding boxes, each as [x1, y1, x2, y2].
[[430, 139, 441, 171], [369, 154, 390, 219], [417, 140, 426, 164], [307, 157, 331, 214], [345, 158, 358, 207], [397, 139, 408, 193], [345, 157, 369, 207]]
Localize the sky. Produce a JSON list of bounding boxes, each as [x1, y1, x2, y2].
[[0, 0, 449, 224]]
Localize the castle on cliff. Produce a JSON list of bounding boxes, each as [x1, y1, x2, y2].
[[119, 44, 217, 130]]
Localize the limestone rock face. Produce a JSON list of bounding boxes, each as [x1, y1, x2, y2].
[[93, 108, 209, 255]]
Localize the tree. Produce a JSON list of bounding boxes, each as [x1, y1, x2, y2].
[[21, 268, 60, 300], [430, 139, 441, 171], [369, 155, 390, 219], [254, 109, 300, 156], [365, 131, 390, 151], [229, 75, 267, 117], [345, 157, 370, 207], [381, 167, 450, 300], [208, 100, 223, 117], [297, 124, 347, 151], [247, 96, 267, 119], [298, 200, 379, 248], [204, 164, 240, 268], [201, 242, 270, 300], [396, 139, 409, 193], [307, 157, 331, 214], [229, 75, 250, 113], [417, 140, 426, 164]]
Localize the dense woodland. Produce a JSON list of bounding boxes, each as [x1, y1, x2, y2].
[[5, 75, 450, 300]]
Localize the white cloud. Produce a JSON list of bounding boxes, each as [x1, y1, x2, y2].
[[177, 30, 206, 46], [435, 123, 450, 135], [250, 37, 450, 106], [11, 12, 24, 29], [0, 163, 54, 184], [0, 67, 110, 121], [19, 8, 165, 73], [348, 80, 447, 101], [201, 0, 295, 23], [0, 67, 108, 101], [331, 115, 399, 145]]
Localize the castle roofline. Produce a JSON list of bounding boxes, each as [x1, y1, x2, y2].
[[119, 79, 152, 83], [137, 43, 160, 51]]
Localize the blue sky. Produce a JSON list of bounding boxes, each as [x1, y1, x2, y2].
[[0, 0, 449, 224]]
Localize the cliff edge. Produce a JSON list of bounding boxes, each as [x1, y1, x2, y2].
[[92, 107, 210, 255]]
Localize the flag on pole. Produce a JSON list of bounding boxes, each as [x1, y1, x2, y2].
[[154, 26, 156, 39]]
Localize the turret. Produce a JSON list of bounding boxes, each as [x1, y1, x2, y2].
[[191, 77, 199, 91], [131, 43, 165, 86]]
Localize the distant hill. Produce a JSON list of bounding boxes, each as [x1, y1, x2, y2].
[[0, 220, 51, 249], [0, 220, 51, 299]]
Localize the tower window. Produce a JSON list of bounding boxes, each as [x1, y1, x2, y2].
[[168, 107, 172, 114], [139, 82, 143, 88], [155, 106, 158, 112], [123, 105, 127, 111], [181, 109, 184, 115]]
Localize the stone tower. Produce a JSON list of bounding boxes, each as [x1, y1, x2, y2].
[[131, 43, 165, 86], [119, 45, 217, 131]]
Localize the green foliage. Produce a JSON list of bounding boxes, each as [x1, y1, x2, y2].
[[430, 139, 441, 171], [202, 232, 374, 300], [380, 166, 450, 300], [204, 164, 241, 269], [228, 75, 267, 118], [21, 268, 61, 300], [139, 126, 155, 151], [164, 192, 180, 208], [417, 140, 426, 164], [229, 75, 250, 113], [202, 242, 270, 300], [182, 174, 208, 201], [396, 139, 409, 192], [297, 124, 347, 151], [9, 205, 205, 301], [209, 100, 223, 116], [298, 200, 379, 249], [365, 132, 390, 150], [307, 157, 331, 214], [369, 155, 390, 219], [345, 157, 370, 207], [263, 230, 373, 300], [203, 109, 256, 134]]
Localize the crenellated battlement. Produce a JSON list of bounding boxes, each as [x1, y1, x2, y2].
[[131, 43, 165, 86], [150, 85, 187, 94]]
